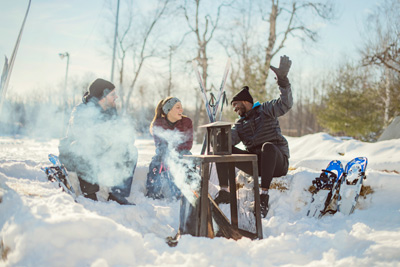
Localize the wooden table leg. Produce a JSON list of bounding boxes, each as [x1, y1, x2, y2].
[[252, 159, 263, 239], [199, 162, 210, 237], [228, 162, 238, 227]]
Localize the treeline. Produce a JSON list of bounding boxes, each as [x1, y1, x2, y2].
[[277, 62, 400, 141], [1, 0, 399, 142], [223, 0, 400, 141]]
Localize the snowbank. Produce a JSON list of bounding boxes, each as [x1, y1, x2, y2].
[[1, 133, 400, 266]]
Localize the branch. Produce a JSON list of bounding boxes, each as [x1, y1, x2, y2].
[[361, 42, 400, 73], [296, 2, 335, 20], [183, 0, 196, 32], [202, 16, 209, 46], [125, 0, 170, 106], [271, 2, 296, 58], [205, 1, 230, 43]]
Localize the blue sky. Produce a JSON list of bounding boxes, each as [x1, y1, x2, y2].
[[1, 0, 112, 96], [0, 0, 380, 100]]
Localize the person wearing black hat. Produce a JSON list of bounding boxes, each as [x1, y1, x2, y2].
[[214, 55, 293, 218], [59, 78, 138, 205]]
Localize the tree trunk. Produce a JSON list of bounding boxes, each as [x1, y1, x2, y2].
[[261, 0, 278, 93], [384, 67, 391, 127]]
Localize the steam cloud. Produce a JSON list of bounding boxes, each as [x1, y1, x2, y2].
[[66, 105, 137, 188], [153, 126, 201, 205]]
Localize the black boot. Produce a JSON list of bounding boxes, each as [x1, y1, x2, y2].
[[78, 177, 99, 201], [84, 192, 98, 201], [260, 193, 269, 218], [108, 193, 135, 205]]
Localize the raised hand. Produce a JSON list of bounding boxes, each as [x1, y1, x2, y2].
[[270, 55, 292, 87]]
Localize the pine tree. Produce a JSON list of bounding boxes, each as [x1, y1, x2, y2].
[[317, 63, 383, 140]]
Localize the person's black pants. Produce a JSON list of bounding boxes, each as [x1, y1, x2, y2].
[[216, 143, 288, 189]]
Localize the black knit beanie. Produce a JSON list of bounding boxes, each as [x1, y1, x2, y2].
[[88, 78, 115, 100], [231, 86, 253, 104]]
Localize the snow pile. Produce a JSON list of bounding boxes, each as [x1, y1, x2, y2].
[[1, 133, 400, 266]]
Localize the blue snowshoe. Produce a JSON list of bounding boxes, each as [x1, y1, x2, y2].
[[337, 157, 368, 215], [307, 160, 344, 218], [42, 154, 76, 198]]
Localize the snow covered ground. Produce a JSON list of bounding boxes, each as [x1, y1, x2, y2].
[[1, 133, 400, 266]]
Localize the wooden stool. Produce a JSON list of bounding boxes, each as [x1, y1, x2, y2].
[[184, 154, 263, 239]]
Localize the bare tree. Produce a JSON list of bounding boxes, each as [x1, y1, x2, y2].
[[221, 0, 261, 98], [114, 1, 134, 112], [360, 0, 400, 126], [166, 45, 176, 97], [107, 0, 170, 113], [182, 0, 231, 135], [160, 35, 190, 98], [223, 0, 336, 99], [360, 0, 400, 74]]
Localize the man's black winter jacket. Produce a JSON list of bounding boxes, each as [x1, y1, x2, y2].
[[231, 85, 293, 158]]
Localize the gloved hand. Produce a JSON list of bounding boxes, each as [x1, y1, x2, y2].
[[270, 55, 292, 88]]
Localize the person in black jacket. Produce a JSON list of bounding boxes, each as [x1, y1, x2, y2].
[[59, 78, 137, 204], [215, 55, 293, 218]]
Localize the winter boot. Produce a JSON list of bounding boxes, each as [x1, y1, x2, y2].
[[108, 193, 135, 205], [78, 177, 99, 201]]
